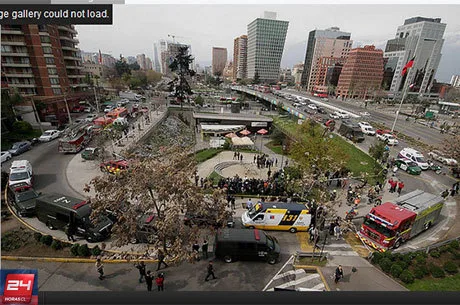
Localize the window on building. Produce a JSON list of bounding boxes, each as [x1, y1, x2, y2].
[[40, 36, 51, 43], [21, 58, 30, 64], [45, 57, 55, 64], [1, 45, 12, 52], [48, 68, 57, 75], [42, 46, 52, 54], [52, 88, 62, 95], [50, 78, 59, 85], [38, 25, 47, 32]]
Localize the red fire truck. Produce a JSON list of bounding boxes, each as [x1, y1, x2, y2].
[[357, 190, 444, 252], [58, 123, 93, 153]]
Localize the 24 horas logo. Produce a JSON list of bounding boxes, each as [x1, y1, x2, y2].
[[0, 270, 38, 305]]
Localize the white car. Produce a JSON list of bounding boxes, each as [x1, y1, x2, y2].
[[359, 121, 372, 127], [292, 103, 301, 108], [1, 151, 12, 163], [360, 112, 371, 117], [85, 114, 97, 122], [38, 130, 60, 142], [329, 113, 340, 119], [104, 105, 115, 113], [334, 111, 349, 119], [83, 107, 92, 113], [307, 104, 317, 110], [298, 101, 307, 106], [428, 150, 458, 166], [377, 133, 399, 145]]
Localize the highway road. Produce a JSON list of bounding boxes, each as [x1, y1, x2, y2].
[[283, 88, 449, 146]]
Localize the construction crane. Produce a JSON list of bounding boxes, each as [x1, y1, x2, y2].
[[168, 34, 188, 44]]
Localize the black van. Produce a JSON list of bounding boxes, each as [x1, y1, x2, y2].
[[8, 182, 40, 217], [338, 120, 365, 143], [215, 228, 280, 264], [36, 193, 113, 242]]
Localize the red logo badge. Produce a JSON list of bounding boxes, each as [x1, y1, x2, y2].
[[2, 274, 35, 304]]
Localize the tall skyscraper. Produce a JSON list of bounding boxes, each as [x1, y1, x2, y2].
[[300, 27, 352, 91], [336, 45, 384, 99], [233, 35, 248, 80], [136, 54, 147, 70], [383, 17, 446, 95], [247, 11, 289, 83], [145, 57, 153, 70], [153, 43, 161, 72], [212, 47, 227, 76]]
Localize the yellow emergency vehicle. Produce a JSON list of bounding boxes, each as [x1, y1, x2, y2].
[[241, 202, 311, 233]]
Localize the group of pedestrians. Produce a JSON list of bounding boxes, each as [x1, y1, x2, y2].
[[232, 151, 244, 162], [192, 240, 209, 260], [253, 153, 277, 169], [134, 261, 165, 291], [217, 172, 289, 197], [387, 177, 405, 196]]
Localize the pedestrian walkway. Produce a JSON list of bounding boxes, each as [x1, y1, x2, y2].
[[66, 110, 166, 197], [263, 256, 326, 291]]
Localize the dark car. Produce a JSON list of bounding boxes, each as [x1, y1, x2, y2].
[[8, 182, 40, 217], [81, 147, 100, 160], [317, 107, 327, 114], [9, 141, 31, 156], [131, 214, 158, 244], [184, 211, 235, 228]]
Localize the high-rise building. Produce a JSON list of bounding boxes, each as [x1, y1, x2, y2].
[[223, 61, 233, 80], [161, 42, 190, 75], [233, 35, 248, 80], [127, 56, 137, 65], [136, 54, 147, 69], [1, 24, 90, 124], [383, 17, 446, 95], [247, 11, 289, 83], [145, 57, 153, 70], [300, 27, 352, 92], [451, 75, 460, 88], [336, 45, 384, 99], [212, 47, 227, 76], [292, 62, 304, 86]]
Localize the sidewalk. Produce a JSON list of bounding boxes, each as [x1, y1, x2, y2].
[[66, 110, 167, 198]]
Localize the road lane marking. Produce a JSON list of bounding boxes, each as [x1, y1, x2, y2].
[[262, 255, 294, 291], [273, 269, 305, 280], [275, 273, 320, 289]]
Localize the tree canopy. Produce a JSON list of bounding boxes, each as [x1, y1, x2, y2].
[[168, 46, 195, 107], [85, 146, 230, 261]]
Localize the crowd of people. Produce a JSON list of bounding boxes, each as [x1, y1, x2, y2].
[[216, 171, 289, 197]]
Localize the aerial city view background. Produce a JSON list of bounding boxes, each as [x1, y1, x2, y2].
[[1, 3, 460, 293]]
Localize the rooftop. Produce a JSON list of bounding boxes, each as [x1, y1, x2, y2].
[[404, 17, 442, 25]]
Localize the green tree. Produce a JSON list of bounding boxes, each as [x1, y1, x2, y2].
[[252, 71, 260, 84], [194, 95, 204, 106], [146, 70, 162, 84], [168, 46, 195, 108], [369, 141, 387, 162], [114, 55, 131, 77], [1, 89, 22, 129]]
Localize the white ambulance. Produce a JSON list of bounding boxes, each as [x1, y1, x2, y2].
[[242, 202, 311, 233]]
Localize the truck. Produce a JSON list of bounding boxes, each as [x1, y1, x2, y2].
[[357, 190, 444, 252], [58, 122, 92, 153], [119, 91, 144, 101], [338, 120, 365, 143]]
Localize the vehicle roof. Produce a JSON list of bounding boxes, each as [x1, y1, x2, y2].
[[400, 148, 422, 155], [37, 193, 89, 212], [216, 228, 267, 243], [260, 202, 307, 211], [370, 202, 417, 226], [10, 160, 31, 169], [395, 190, 444, 214]]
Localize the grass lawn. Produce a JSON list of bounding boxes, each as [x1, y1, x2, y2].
[[194, 148, 224, 163], [1, 130, 43, 151], [265, 141, 285, 155], [208, 171, 222, 185], [273, 117, 381, 181], [296, 257, 328, 267], [406, 273, 460, 291]]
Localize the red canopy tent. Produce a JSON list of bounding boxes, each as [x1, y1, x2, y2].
[[240, 129, 251, 136], [257, 129, 268, 135]]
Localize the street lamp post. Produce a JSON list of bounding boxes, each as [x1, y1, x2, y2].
[[281, 144, 286, 170]]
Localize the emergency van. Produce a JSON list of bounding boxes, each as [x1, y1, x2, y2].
[[9, 160, 33, 186], [241, 202, 310, 233]]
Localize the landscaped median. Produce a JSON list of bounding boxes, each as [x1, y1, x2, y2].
[[370, 239, 460, 290], [273, 116, 382, 181]]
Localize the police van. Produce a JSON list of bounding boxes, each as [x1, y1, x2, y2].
[[36, 193, 113, 242], [242, 202, 311, 233]]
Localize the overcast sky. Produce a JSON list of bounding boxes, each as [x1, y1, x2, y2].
[[76, 4, 460, 82]]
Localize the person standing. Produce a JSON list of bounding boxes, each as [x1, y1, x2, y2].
[[205, 261, 217, 281], [156, 273, 165, 291], [157, 249, 168, 271], [230, 196, 236, 210], [334, 225, 341, 241], [246, 198, 253, 210], [202, 240, 209, 259], [334, 265, 344, 284], [95, 258, 104, 280], [192, 241, 200, 261], [145, 271, 153, 291], [388, 177, 394, 193], [397, 181, 404, 196], [65, 223, 76, 242], [135, 261, 146, 283]]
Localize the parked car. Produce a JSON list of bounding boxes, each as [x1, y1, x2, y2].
[[85, 114, 97, 122], [377, 133, 399, 145], [71, 105, 85, 113], [307, 104, 317, 111], [104, 105, 115, 113], [9, 141, 31, 156], [100, 160, 129, 174], [130, 214, 158, 244], [83, 107, 92, 113], [359, 112, 371, 117], [428, 150, 458, 166], [329, 113, 340, 119], [1, 151, 12, 163], [376, 129, 393, 135], [317, 107, 327, 114], [81, 147, 100, 161], [8, 182, 41, 217], [292, 103, 301, 108], [395, 159, 422, 175], [358, 122, 376, 136], [38, 129, 60, 142]]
